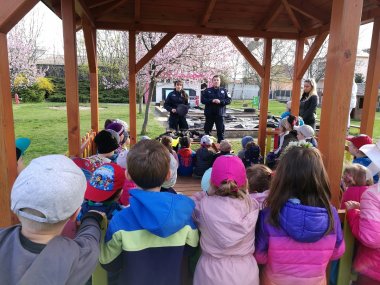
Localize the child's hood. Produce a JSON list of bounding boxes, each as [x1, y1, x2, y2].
[[129, 189, 196, 237], [279, 201, 330, 243], [178, 148, 194, 157], [198, 196, 259, 249]]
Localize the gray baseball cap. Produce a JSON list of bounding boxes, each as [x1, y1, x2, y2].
[[11, 155, 87, 223]]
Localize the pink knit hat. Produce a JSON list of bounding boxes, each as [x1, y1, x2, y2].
[[211, 156, 246, 188]]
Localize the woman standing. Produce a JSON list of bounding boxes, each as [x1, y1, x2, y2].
[[299, 78, 319, 130], [164, 80, 190, 131]]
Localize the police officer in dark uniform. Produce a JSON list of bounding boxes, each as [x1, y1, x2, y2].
[[201, 75, 231, 143], [164, 80, 189, 131]]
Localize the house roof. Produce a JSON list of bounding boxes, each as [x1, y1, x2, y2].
[[42, 0, 380, 39]]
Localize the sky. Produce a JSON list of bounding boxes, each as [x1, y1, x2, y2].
[[20, 2, 375, 57]]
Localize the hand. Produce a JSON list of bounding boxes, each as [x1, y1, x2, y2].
[[172, 109, 177, 113], [212, 99, 220, 104], [345, 201, 360, 210]]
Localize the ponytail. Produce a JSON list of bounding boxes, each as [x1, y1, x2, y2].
[[213, 179, 247, 199]]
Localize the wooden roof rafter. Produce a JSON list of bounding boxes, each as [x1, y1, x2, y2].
[[201, 0, 217, 27], [282, 0, 301, 31], [95, 0, 128, 20], [287, 0, 329, 24], [88, 0, 115, 9], [255, 0, 283, 31], [75, 0, 95, 28], [96, 21, 299, 39], [135, 0, 141, 23], [0, 0, 39, 33]]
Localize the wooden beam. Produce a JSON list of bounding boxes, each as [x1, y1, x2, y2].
[[201, 0, 217, 27], [75, 0, 96, 28], [296, 31, 328, 79], [291, 38, 304, 116], [89, 0, 115, 9], [288, 0, 329, 24], [318, 0, 363, 208], [136, 33, 176, 72], [129, 30, 137, 146], [95, 22, 299, 39], [82, 18, 99, 132], [62, 0, 81, 157], [135, 0, 141, 23], [360, 17, 380, 136], [0, 0, 38, 33], [299, 23, 330, 38], [254, 0, 282, 31], [96, 0, 128, 19], [0, 33, 17, 227], [227, 36, 264, 78], [258, 39, 272, 156], [259, 3, 283, 30], [282, 0, 301, 31]]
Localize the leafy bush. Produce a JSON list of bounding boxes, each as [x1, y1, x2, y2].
[[18, 87, 45, 102], [35, 77, 55, 96]]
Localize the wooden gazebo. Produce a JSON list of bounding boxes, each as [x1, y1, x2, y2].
[[1, 0, 379, 227]]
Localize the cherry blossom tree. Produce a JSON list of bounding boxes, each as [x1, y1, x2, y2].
[[7, 10, 46, 92], [136, 33, 236, 134]]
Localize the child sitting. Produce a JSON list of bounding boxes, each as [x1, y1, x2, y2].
[[243, 140, 262, 167], [100, 140, 199, 285], [238, 135, 254, 160], [295, 124, 318, 147], [255, 145, 344, 284], [193, 156, 260, 285], [247, 164, 272, 209], [177, 136, 196, 176], [215, 139, 233, 158], [347, 134, 379, 183], [340, 163, 373, 209], [346, 140, 380, 285], [0, 155, 105, 285], [160, 136, 179, 194], [194, 135, 216, 177]]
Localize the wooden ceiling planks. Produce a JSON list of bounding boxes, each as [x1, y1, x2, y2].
[[41, 0, 380, 38]]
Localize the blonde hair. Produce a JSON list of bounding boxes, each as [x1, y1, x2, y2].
[[304, 78, 318, 96], [210, 180, 248, 200], [343, 164, 373, 186]]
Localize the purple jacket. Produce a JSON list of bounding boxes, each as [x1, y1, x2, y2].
[[255, 201, 345, 285]]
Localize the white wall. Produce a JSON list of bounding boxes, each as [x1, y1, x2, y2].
[[227, 83, 260, 99]]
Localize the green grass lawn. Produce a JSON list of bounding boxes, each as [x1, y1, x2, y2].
[[13, 100, 380, 164], [14, 102, 165, 163]]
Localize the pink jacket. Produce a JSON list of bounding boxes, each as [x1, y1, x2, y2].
[[192, 192, 260, 285], [340, 185, 369, 209], [347, 184, 380, 281]]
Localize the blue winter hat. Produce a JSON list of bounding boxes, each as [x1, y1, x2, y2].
[[241, 136, 254, 148], [16, 137, 31, 160]]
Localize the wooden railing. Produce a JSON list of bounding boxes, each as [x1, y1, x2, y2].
[[80, 130, 97, 158]]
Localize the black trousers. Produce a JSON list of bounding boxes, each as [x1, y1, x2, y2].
[[168, 114, 188, 131], [204, 115, 225, 143]]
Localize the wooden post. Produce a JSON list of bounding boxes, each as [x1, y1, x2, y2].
[[62, 0, 81, 157], [83, 18, 99, 132], [291, 38, 304, 116], [129, 30, 137, 145], [318, 0, 363, 207], [258, 39, 272, 156], [360, 17, 380, 137], [0, 33, 16, 227]]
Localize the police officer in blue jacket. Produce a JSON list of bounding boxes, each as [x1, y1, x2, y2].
[[164, 80, 190, 131], [201, 75, 231, 143]]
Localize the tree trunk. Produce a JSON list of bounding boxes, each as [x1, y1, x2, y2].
[[139, 94, 143, 114], [140, 79, 156, 135]]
